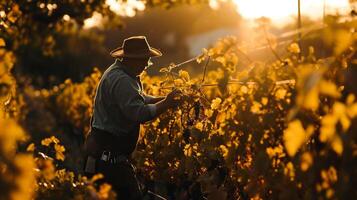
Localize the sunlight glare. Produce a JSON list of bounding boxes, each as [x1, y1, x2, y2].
[[83, 12, 103, 29], [232, 0, 350, 25], [106, 0, 145, 17]]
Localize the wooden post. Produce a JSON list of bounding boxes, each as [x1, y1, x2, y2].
[[298, 0, 302, 59]]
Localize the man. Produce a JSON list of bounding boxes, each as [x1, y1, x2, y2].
[[84, 36, 182, 199]]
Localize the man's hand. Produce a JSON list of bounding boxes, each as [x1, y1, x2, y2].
[[164, 89, 183, 108], [153, 89, 184, 117]]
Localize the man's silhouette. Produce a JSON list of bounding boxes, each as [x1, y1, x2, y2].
[[84, 36, 182, 199]]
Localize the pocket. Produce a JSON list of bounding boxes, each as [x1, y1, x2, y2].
[[84, 156, 96, 174]]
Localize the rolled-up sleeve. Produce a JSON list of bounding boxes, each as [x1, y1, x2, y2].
[[112, 76, 156, 123]]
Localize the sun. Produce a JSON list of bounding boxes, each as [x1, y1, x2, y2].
[[232, 0, 351, 25], [234, 0, 297, 20]]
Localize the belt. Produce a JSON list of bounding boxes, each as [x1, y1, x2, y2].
[[86, 127, 138, 156], [99, 150, 129, 164], [84, 151, 130, 174]]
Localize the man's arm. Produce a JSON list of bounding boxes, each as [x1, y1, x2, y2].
[[113, 77, 157, 123], [143, 94, 165, 104], [113, 77, 183, 123]]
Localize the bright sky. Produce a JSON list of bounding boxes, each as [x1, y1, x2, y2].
[[232, 0, 350, 25], [84, 0, 351, 28]]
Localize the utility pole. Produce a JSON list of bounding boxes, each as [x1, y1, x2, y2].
[[322, 0, 326, 57], [298, 0, 302, 59], [323, 0, 326, 22]]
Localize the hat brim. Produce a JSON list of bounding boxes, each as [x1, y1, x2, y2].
[[110, 47, 162, 58]]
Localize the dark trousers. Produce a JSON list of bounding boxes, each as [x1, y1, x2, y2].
[[96, 159, 143, 200]]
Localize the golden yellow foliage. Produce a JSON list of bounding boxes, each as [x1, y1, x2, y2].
[[261, 97, 268, 105], [284, 162, 295, 181], [54, 143, 66, 161], [331, 136, 343, 155], [41, 138, 53, 146], [334, 30, 354, 55], [12, 154, 36, 200], [0, 112, 26, 155], [211, 97, 222, 110], [41, 136, 60, 146], [240, 85, 248, 94], [283, 120, 314, 157], [300, 152, 313, 171], [318, 166, 338, 199], [266, 145, 285, 159], [195, 122, 204, 131], [251, 101, 262, 114], [98, 183, 113, 199], [275, 88, 287, 100], [0, 110, 35, 200], [219, 145, 229, 159], [287, 43, 300, 54], [174, 78, 184, 86], [0, 38, 5, 47], [178, 69, 190, 81], [26, 143, 35, 152], [319, 80, 341, 98], [295, 65, 323, 111], [320, 114, 338, 142], [3, 14, 357, 199]]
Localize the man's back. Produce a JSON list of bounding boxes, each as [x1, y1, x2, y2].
[[92, 59, 140, 136]]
